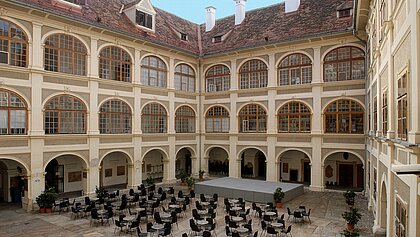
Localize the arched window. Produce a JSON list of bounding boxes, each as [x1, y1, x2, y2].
[[175, 106, 195, 133], [278, 102, 311, 133], [99, 46, 131, 82], [324, 46, 365, 82], [0, 19, 28, 67], [239, 104, 266, 133], [0, 89, 27, 135], [206, 106, 229, 133], [141, 103, 167, 133], [44, 95, 87, 134], [239, 59, 268, 89], [278, 53, 312, 86], [205, 65, 230, 92], [44, 34, 87, 75], [174, 64, 195, 92], [324, 99, 364, 134], [141, 56, 167, 88], [99, 100, 132, 134]]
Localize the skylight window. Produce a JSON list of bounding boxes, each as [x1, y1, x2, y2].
[[136, 10, 153, 30], [181, 33, 188, 41], [213, 35, 222, 43], [338, 9, 352, 18]]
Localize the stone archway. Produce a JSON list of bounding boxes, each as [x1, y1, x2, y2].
[[142, 149, 166, 183], [239, 148, 266, 180], [380, 182, 387, 229], [176, 148, 192, 176], [207, 147, 229, 177], [100, 151, 132, 189], [0, 159, 28, 203], [45, 154, 88, 195], [323, 152, 364, 191], [278, 150, 311, 184]]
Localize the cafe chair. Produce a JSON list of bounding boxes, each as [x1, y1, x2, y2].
[[302, 209, 311, 223]]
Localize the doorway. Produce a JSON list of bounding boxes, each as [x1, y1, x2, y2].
[[303, 161, 311, 183], [339, 164, 354, 188], [290, 169, 298, 182]]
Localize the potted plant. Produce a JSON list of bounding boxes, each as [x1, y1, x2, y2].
[[273, 187, 285, 208], [198, 170, 205, 181], [343, 190, 356, 206], [341, 228, 360, 237], [36, 187, 57, 213], [145, 176, 154, 186], [176, 169, 188, 184], [342, 208, 362, 230], [186, 176, 195, 191]]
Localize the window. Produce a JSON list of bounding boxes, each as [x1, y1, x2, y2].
[[0, 18, 28, 67], [44, 95, 86, 134], [141, 103, 167, 133], [205, 65, 230, 92], [397, 71, 408, 140], [239, 59, 268, 89], [141, 56, 167, 88], [175, 106, 195, 133], [99, 46, 131, 82], [180, 33, 187, 41], [136, 10, 153, 30], [239, 104, 267, 133], [44, 34, 87, 75], [373, 96, 378, 132], [213, 35, 222, 43], [382, 90, 388, 135], [99, 100, 131, 134], [324, 46, 365, 82], [395, 198, 407, 237], [373, 168, 377, 199], [174, 64, 195, 92], [0, 89, 27, 135], [338, 9, 351, 18], [278, 101, 311, 133], [324, 99, 364, 134], [63, 0, 86, 4], [278, 53, 312, 86], [206, 106, 229, 133]]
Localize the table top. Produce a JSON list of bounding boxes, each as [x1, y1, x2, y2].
[[169, 204, 179, 208], [231, 216, 243, 222], [236, 227, 249, 233], [123, 215, 136, 222], [196, 220, 208, 225], [160, 213, 171, 219], [201, 202, 209, 206], [197, 210, 207, 214], [266, 211, 276, 216], [134, 207, 145, 212], [152, 223, 165, 230], [147, 200, 156, 204], [271, 222, 284, 228], [229, 199, 239, 203], [231, 207, 242, 211]]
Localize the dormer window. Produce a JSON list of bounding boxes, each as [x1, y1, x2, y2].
[[136, 10, 153, 29], [338, 9, 352, 18], [213, 35, 222, 43], [181, 33, 188, 41], [64, 0, 86, 4]]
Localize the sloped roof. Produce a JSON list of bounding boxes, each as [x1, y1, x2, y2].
[[7, 0, 354, 56]]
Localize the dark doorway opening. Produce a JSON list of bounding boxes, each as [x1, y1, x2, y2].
[[303, 161, 311, 183], [339, 164, 354, 188], [45, 159, 64, 193], [290, 169, 298, 182]]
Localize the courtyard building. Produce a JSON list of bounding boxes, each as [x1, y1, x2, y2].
[[0, 0, 418, 236]]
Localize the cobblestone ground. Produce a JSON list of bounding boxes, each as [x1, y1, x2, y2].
[[0, 187, 373, 237]]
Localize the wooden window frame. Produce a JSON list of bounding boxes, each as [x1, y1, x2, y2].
[[44, 33, 87, 76], [239, 59, 268, 89], [373, 96, 378, 132], [174, 64, 195, 92], [323, 46, 365, 82], [0, 18, 28, 67], [175, 106, 195, 133], [278, 101, 311, 133], [140, 56, 167, 88], [44, 95, 87, 134], [238, 104, 267, 133], [397, 67, 408, 140], [99, 100, 132, 134], [99, 46, 132, 82], [205, 64, 231, 92], [278, 53, 312, 86], [382, 89, 388, 136], [205, 106, 230, 133], [141, 103, 167, 133], [324, 99, 364, 134], [136, 10, 153, 30], [0, 89, 27, 135]]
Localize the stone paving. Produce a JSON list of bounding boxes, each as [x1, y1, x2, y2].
[[0, 188, 373, 237]]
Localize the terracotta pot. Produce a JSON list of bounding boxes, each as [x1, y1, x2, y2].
[[45, 207, 52, 213], [276, 202, 282, 208], [347, 223, 354, 230], [39, 207, 46, 213]]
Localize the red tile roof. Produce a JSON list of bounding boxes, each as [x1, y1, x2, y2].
[[8, 0, 354, 56]]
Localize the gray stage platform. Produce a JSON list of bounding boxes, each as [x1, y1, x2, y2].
[[195, 177, 304, 203]]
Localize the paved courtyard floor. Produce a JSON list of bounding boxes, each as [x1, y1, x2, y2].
[[0, 188, 373, 237]]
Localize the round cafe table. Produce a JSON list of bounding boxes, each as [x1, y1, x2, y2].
[[169, 204, 179, 209], [271, 222, 284, 229], [231, 216, 243, 222], [231, 206, 242, 211], [236, 227, 249, 234], [123, 215, 136, 223], [196, 220, 208, 228], [229, 199, 239, 204], [160, 213, 171, 219]]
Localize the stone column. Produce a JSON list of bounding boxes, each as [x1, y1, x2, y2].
[[266, 136, 276, 181]]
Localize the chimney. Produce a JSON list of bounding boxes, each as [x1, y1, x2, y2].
[[234, 0, 246, 25], [205, 6, 216, 32], [285, 0, 300, 13]]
